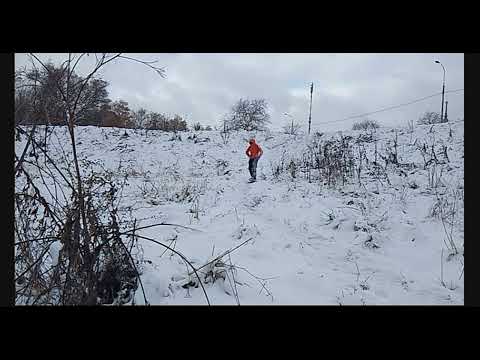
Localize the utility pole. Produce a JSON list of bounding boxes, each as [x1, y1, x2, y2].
[[444, 101, 449, 122], [441, 77, 445, 122], [435, 60, 446, 122], [308, 82, 313, 135]]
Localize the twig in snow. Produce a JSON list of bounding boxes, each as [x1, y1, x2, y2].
[[234, 265, 277, 302], [354, 262, 360, 283], [441, 248, 446, 287], [132, 233, 211, 305], [228, 254, 240, 305], [158, 234, 178, 259], [188, 238, 252, 276], [120, 222, 203, 235], [459, 262, 464, 280]]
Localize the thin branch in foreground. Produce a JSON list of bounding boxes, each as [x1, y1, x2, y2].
[[120, 222, 203, 235], [131, 233, 211, 306], [230, 264, 277, 302], [228, 254, 240, 305], [117, 55, 166, 78], [115, 236, 148, 305], [188, 238, 253, 276]]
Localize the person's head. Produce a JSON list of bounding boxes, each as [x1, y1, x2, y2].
[[249, 138, 256, 144]]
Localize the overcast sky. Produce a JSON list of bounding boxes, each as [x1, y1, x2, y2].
[[15, 53, 464, 132]]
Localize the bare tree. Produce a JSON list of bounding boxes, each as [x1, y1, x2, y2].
[[14, 53, 165, 305], [225, 98, 271, 131], [132, 108, 148, 129], [15, 62, 112, 127], [111, 100, 132, 130]]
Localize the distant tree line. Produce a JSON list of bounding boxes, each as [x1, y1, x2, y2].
[[15, 62, 188, 132], [15, 62, 273, 133], [129, 108, 187, 131]]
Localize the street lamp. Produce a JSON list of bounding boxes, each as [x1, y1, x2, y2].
[[284, 112, 294, 134], [435, 60, 446, 122]]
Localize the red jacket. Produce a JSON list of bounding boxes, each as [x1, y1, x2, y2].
[[246, 139, 263, 158]]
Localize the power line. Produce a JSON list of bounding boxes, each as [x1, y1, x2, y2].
[[315, 88, 464, 126]]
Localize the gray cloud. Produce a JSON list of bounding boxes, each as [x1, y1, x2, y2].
[[15, 53, 464, 132]]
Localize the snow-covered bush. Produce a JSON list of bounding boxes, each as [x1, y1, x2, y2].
[[417, 111, 442, 125], [352, 118, 380, 131]]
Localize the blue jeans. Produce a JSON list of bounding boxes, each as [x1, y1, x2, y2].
[[248, 156, 260, 179]]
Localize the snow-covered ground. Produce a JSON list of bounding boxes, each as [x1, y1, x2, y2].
[[15, 119, 464, 305]]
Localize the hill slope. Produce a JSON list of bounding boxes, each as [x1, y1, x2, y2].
[[15, 120, 464, 305]]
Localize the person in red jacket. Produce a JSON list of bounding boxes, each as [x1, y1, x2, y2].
[[245, 138, 263, 182]]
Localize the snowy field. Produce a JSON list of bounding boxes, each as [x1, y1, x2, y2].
[[14, 119, 464, 305]]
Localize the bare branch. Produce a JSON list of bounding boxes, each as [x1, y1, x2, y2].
[[120, 222, 203, 235], [188, 238, 252, 276], [132, 233, 211, 305], [118, 55, 166, 77]]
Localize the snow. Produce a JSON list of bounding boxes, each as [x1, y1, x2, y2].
[[15, 120, 464, 305]]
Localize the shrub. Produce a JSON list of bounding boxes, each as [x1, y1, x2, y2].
[[352, 118, 380, 131], [417, 111, 441, 125]]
